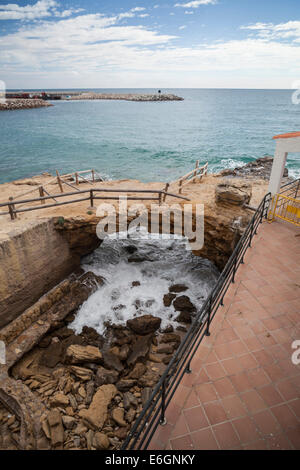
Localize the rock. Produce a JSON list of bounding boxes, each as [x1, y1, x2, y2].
[[86, 429, 94, 450], [111, 408, 127, 427], [125, 245, 137, 254], [127, 315, 161, 335], [215, 181, 252, 206], [102, 351, 123, 372], [95, 366, 119, 386], [114, 427, 128, 440], [47, 410, 64, 449], [127, 335, 152, 366], [41, 418, 51, 440], [40, 342, 64, 368], [131, 281, 141, 287], [169, 284, 188, 293], [49, 392, 69, 407], [80, 326, 103, 348], [116, 379, 137, 392], [149, 353, 162, 363], [138, 368, 160, 388], [79, 384, 117, 430], [93, 432, 110, 450], [125, 408, 136, 424], [119, 344, 130, 361], [85, 381, 95, 405], [127, 363, 146, 380], [62, 415, 76, 430], [173, 295, 196, 313], [157, 344, 175, 354], [65, 345, 102, 364], [70, 366, 94, 382], [173, 295, 196, 323], [78, 386, 86, 398], [160, 333, 181, 344], [68, 394, 78, 410], [163, 293, 176, 307], [141, 387, 152, 407], [163, 355, 173, 365], [123, 392, 138, 410], [161, 325, 174, 333]]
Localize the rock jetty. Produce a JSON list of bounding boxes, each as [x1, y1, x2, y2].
[[69, 92, 183, 102], [0, 99, 53, 111]]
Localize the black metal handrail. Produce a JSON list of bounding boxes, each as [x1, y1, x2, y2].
[[280, 177, 300, 197], [122, 192, 272, 450]]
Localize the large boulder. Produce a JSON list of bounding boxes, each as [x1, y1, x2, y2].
[[126, 315, 161, 335], [173, 295, 196, 323], [79, 384, 117, 430], [215, 181, 252, 206], [95, 366, 119, 386], [65, 345, 102, 364], [127, 335, 152, 366], [163, 293, 176, 307]]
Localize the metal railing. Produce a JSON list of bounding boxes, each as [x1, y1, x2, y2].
[[122, 192, 271, 450], [0, 187, 190, 220], [268, 178, 300, 227]]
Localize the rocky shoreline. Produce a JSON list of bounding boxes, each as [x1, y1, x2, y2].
[[0, 270, 196, 450], [0, 99, 53, 111], [219, 155, 290, 181]]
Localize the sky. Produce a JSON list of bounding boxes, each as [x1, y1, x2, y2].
[[0, 0, 299, 89]]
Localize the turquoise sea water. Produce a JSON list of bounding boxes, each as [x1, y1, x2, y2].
[[0, 88, 299, 184]]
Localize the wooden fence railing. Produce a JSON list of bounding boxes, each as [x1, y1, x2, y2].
[[170, 161, 208, 194], [0, 169, 104, 215], [0, 186, 190, 220]]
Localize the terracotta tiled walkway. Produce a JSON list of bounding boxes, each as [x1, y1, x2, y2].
[[149, 219, 300, 450]]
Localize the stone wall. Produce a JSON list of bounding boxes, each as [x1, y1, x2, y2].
[[0, 219, 79, 328]]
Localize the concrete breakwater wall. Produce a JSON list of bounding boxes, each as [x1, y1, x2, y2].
[[69, 93, 184, 102], [0, 99, 53, 111]]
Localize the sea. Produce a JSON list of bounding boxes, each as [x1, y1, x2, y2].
[[0, 88, 299, 184]]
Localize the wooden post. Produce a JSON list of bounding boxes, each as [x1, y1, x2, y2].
[[90, 190, 94, 208], [162, 183, 169, 203], [8, 197, 16, 220], [39, 186, 45, 204], [91, 169, 95, 183], [193, 160, 199, 183], [75, 172, 79, 186], [56, 170, 64, 193], [179, 179, 183, 194], [158, 192, 162, 205]]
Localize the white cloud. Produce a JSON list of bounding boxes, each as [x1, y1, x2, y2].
[[175, 0, 217, 8], [179, 25, 186, 30], [131, 7, 146, 12], [241, 21, 300, 42], [0, 0, 57, 20], [184, 10, 194, 14], [0, 0, 84, 20], [1, 13, 299, 88]]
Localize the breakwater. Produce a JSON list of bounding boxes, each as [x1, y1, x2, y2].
[[0, 99, 53, 111], [68, 92, 183, 102]]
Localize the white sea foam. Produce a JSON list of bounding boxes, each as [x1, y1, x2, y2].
[[70, 229, 219, 335]]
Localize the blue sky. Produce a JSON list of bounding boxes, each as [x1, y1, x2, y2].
[[0, 0, 299, 88]]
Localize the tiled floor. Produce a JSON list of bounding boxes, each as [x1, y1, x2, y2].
[[149, 219, 300, 450]]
